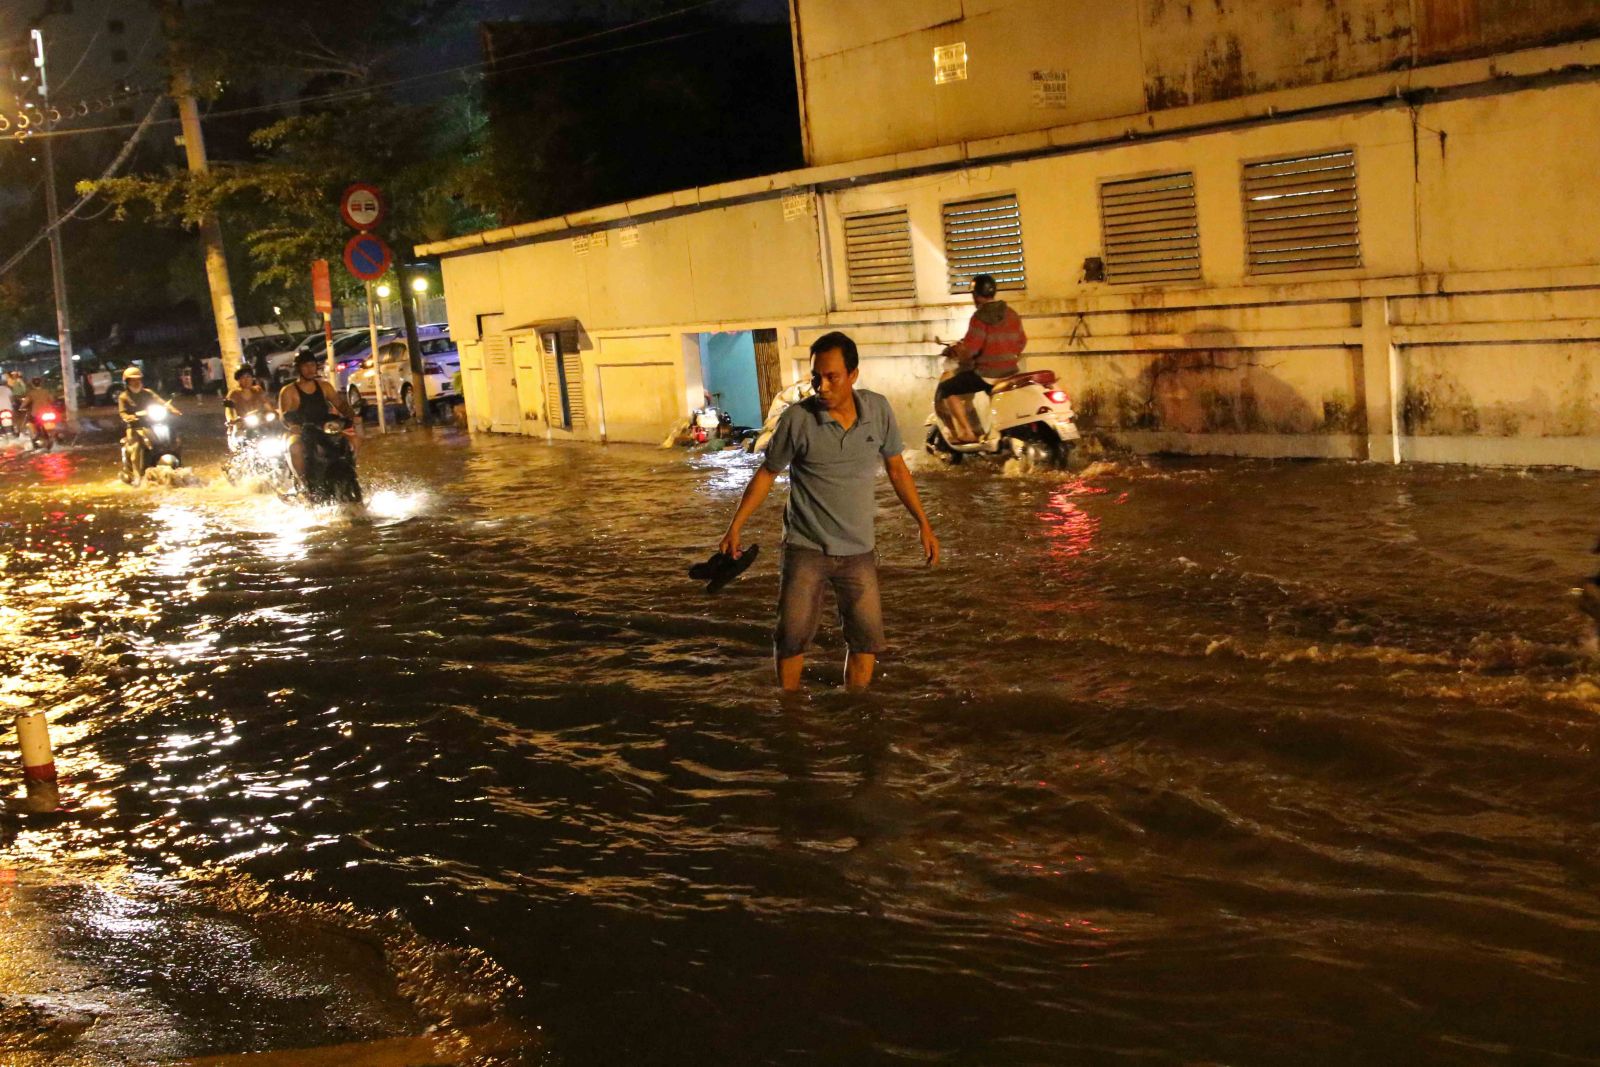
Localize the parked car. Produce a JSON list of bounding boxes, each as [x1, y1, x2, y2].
[[265, 330, 368, 389], [346, 324, 461, 418]]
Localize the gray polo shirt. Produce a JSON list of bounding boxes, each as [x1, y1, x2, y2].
[[763, 388, 904, 556]]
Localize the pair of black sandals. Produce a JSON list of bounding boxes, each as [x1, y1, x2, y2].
[[688, 543, 760, 594]]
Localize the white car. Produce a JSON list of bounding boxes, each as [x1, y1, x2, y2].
[[346, 328, 460, 418], [265, 330, 368, 388]]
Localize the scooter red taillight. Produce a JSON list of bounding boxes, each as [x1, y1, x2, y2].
[[39, 411, 57, 424], [1043, 390, 1068, 405]]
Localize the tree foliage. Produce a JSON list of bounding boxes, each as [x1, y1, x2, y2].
[[82, 0, 498, 320]]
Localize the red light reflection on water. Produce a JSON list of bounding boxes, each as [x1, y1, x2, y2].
[[30, 452, 78, 484], [1036, 478, 1109, 564]]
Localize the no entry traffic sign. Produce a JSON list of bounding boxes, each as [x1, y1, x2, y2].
[[343, 232, 392, 281], [340, 183, 385, 230]]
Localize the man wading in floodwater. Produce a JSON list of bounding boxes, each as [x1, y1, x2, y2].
[[720, 331, 939, 691]]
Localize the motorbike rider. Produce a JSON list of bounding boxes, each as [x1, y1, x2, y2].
[[278, 351, 355, 482], [0, 375, 13, 435], [224, 366, 274, 440], [23, 377, 58, 425], [117, 367, 178, 437], [937, 273, 1027, 443]]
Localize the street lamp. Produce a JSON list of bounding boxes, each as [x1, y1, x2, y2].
[[410, 276, 429, 294], [375, 282, 392, 299]]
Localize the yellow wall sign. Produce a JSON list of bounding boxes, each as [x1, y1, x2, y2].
[[934, 43, 968, 85]]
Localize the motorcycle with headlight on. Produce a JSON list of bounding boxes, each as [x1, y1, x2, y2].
[[223, 410, 290, 486], [120, 401, 182, 484]]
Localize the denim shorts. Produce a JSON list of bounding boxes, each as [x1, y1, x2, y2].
[[773, 546, 886, 658]]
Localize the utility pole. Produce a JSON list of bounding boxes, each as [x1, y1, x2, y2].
[[398, 263, 429, 426], [30, 29, 77, 425], [163, 0, 243, 390]]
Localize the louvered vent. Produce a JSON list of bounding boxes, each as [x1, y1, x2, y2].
[[542, 334, 562, 427], [943, 194, 1025, 293], [1243, 149, 1360, 274], [1099, 172, 1201, 285], [843, 209, 916, 302], [562, 341, 586, 428]]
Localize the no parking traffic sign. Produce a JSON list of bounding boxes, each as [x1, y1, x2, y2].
[[343, 232, 392, 281]]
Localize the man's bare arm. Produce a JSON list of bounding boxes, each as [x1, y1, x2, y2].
[[885, 454, 939, 566], [720, 466, 779, 559]]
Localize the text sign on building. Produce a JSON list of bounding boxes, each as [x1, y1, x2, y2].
[[933, 43, 968, 85], [619, 225, 641, 248], [339, 183, 385, 231], [310, 258, 333, 313], [1030, 69, 1068, 109], [782, 190, 811, 221]]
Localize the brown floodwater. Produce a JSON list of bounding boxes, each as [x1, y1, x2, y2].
[[2, 424, 1599, 1065]]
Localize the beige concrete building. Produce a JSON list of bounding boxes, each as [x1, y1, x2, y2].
[[420, 0, 1600, 467]]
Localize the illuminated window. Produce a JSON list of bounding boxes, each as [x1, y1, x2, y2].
[[1098, 171, 1201, 285], [1242, 149, 1361, 275]]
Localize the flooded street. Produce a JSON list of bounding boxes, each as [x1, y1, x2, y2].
[[4, 427, 1600, 1065]]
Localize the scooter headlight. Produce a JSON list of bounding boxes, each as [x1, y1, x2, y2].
[[322, 420, 345, 434], [259, 436, 290, 457], [243, 413, 261, 428], [146, 406, 168, 423]]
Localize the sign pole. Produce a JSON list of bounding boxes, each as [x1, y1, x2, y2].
[[323, 314, 336, 381], [366, 281, 386, 434]]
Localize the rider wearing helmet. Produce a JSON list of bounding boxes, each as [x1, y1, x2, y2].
[[117, 366, 177, 433], [278, 351, 354, 480], [937, 273, 1027, 443]]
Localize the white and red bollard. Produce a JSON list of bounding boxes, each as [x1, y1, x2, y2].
[[15, 711, 56, 785], [15, 710, 58, 808]]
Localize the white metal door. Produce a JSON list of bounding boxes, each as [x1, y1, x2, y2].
[[483, 335, 521, 433]]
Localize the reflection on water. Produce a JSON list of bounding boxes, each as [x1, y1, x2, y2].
[[4, 434, 1600, 1064]]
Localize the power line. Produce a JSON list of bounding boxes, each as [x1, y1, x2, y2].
[[0, 99, 161, 280]]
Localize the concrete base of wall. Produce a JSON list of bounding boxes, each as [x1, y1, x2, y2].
[[1104, 430, 1600, 469], [1109, 431, 1365, 461], [1400, 435, 1600, 469]]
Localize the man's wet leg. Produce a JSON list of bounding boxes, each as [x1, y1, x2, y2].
[[774, 547, 827, 691], [777, 653, 805, 691], [844, 652, 875, 690]]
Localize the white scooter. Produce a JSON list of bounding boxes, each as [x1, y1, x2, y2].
[[925, 360, 1080, 470]]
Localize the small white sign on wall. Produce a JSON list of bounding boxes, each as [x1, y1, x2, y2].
[[782, 189, 811, 221], [1031, 69, 1068, 109], [934, 42, 968, 85], [619, 225, 641, 247]]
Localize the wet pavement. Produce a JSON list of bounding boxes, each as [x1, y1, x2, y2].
[[3, 418, 1600, 1064]]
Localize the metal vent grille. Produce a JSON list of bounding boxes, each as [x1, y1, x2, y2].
[[1099, 172, 1201, 285], [842, 209, 916, 303], [943, 194, 1025, 293], [542, 334, 562, 427], [1243, 149, 1360, 274], [562, 347, 586, 428]]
